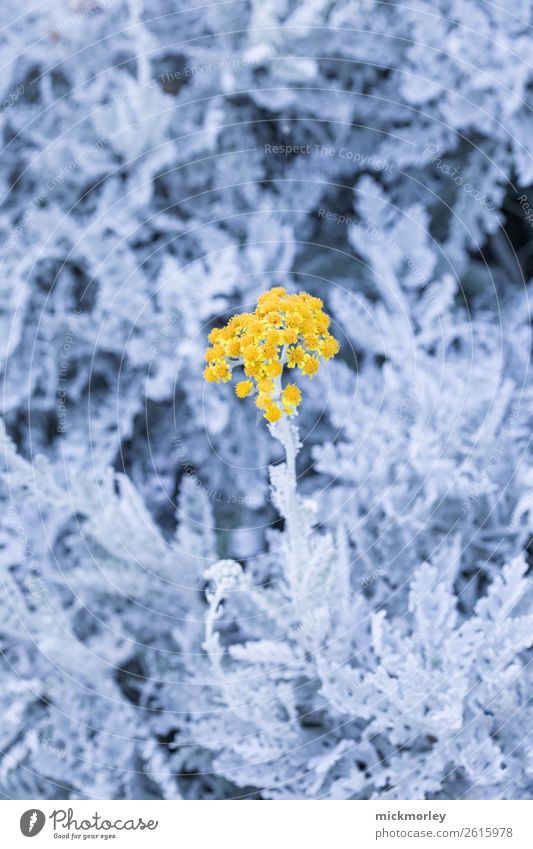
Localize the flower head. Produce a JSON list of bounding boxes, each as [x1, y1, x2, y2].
[[282, 383, 302, 414], [235, 380, 253, 398], [203, 287, 339, 421]]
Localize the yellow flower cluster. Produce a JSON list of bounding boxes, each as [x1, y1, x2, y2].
[[204, 287, 340, 422]]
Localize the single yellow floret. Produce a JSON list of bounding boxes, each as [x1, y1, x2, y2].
[[282, 383, 302, 415], [264, 403, 283, 423], [264, 360, 283, 378], [262, 342, 280, 360], [302, 354, 320, 377], [255, 393, 271, 410], [320, 334, 340, 360], [282, 384, 302, 406], [235, 380, 253, 398], [204, 362, 231, 382], [287, 345, 306, 368], [225, 338, 242, 357], [257, 378, 275, 394], [205, 344, 225, 362], [244, 358, 262, 378]]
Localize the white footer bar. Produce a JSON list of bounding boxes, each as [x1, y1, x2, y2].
[[3, 799, 532, 848]]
